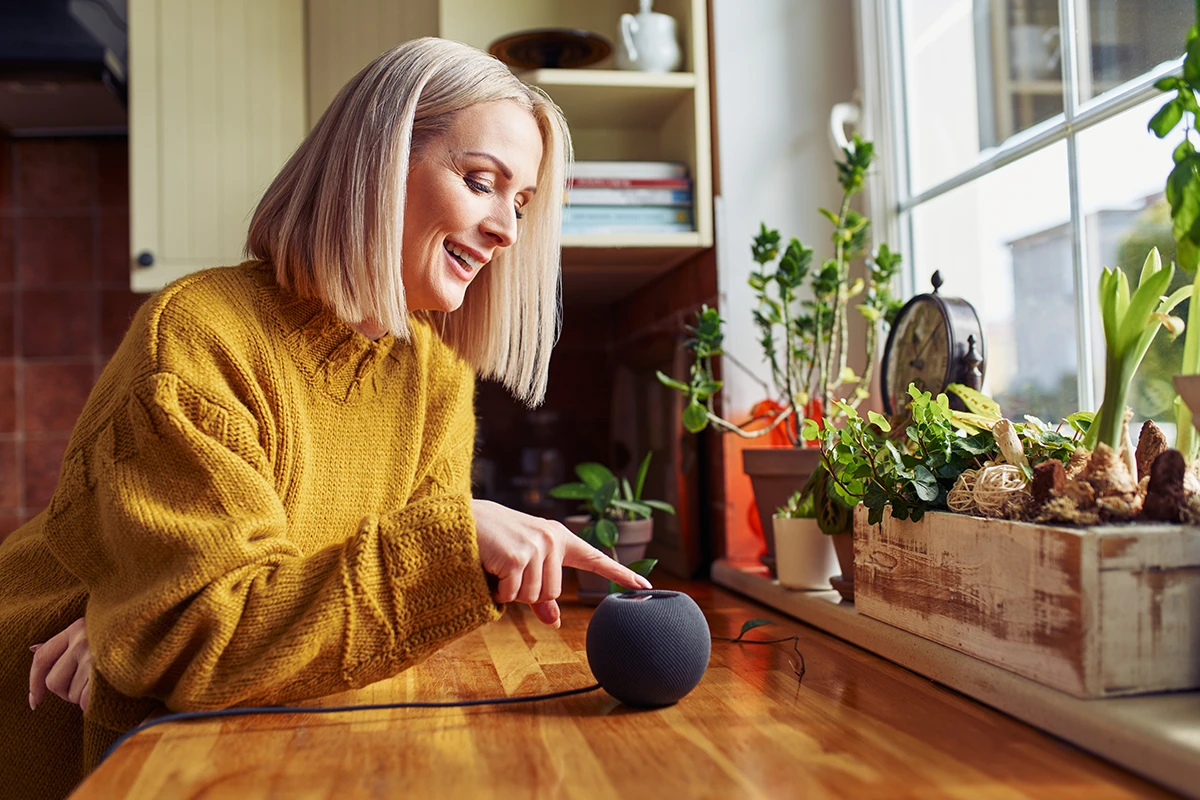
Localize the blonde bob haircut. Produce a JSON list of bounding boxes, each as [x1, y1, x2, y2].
[[247, 37, 571, 407]]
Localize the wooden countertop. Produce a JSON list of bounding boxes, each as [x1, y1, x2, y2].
[[72, 576, 1172, 799]]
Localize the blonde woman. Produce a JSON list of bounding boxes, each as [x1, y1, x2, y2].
[[1, 37, 649, 799]]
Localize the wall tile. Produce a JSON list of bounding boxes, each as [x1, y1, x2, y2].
[[24, 362, 94, 433], [0, 441, 18, 508], [0, 215, 13, 284], [0, 361, 14, 433], [21, 289, 93, 358], [0, 138, 12, 211], [98, 214, 130, 284], [16, 139, 97, 211], [24, 436, 68, 513], [101, 289, 146, 358], [18, 215, 95, 286], [0, 289, 12, 357], [96, 139, 129, 210], [0, 513, 21, 544]]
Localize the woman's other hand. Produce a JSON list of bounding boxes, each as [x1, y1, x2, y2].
[[471, 499, 652, 628], [29, 617, 92, 712]]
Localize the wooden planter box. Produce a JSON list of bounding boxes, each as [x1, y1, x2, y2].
[[853, 506, 1200, 698]]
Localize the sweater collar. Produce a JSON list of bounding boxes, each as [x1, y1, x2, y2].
[[253, 265, 414, 402]]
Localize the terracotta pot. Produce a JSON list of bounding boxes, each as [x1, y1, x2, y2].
[[563, 515, 654, 606], [772, 516, 839, 590], [829, 530, 854, 601], [742, 447, 823, 577]]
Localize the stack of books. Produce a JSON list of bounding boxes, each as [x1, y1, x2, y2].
[[563, 161, 694, 235]]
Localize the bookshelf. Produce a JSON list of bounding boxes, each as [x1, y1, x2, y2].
[[307, 0, 714, 306]]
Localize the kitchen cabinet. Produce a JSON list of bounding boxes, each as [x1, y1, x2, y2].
[[128, 0, 306, 292]]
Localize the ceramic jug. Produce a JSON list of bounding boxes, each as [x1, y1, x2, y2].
[[615, 0, 681, 73]]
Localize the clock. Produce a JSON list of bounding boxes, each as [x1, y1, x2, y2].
[[880, 271, 986, 414]]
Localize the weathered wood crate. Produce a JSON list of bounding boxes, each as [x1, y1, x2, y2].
[[853, 506, 1200, 698]]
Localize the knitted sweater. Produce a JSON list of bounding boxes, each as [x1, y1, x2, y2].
[[0, 261, 501, 799]]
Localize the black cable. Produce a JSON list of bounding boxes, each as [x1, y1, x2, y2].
[[97, 632, 807, 768], [98, 682, 602, 767]]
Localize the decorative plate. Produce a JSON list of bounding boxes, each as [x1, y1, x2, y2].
[[488, 28, 612, 70]]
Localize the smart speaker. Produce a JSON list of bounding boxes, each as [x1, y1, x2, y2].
[[585, 590, 711, 707]]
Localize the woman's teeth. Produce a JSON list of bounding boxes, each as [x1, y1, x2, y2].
[[445, 242, 482, 271]]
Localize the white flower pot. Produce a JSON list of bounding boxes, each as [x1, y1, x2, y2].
[[772, 516, 839, 590]]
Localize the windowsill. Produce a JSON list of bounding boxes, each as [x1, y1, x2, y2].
[[710, 559, 1200, 799]]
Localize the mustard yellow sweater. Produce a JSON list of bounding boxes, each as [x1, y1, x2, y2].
[[0, 261, 501, 799]]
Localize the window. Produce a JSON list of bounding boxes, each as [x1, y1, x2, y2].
[[866, 0, 1193, 426]]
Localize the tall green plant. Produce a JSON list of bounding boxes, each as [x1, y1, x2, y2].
[[658, 134, 902, 445], [1150, 0, 1200, 459]]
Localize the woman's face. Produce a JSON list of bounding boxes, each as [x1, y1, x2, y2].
[[401, 100, 544, 313]]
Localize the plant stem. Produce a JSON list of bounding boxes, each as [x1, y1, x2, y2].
[[1177, 266, 1200, 460], [824, 193, 853, 410]]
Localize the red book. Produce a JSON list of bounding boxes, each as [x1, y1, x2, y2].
[[570, 177, 692, 189]]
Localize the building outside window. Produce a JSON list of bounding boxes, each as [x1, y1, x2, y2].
[[862, 0, 1194, 431]]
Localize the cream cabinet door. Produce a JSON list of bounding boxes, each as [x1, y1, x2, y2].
[[129, 0, 306, 292]]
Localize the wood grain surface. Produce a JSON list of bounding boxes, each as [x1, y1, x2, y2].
[[71, 576, 1174, 799]]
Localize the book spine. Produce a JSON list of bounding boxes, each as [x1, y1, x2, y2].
[[567, 188, 693, 206], [571, 161, 689, 179], [561, 206, 694, 226], [562, 224, 695, 235], [570, 177, 692, 189]]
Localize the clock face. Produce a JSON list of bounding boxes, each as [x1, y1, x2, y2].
[[885, 298, 951, 410]]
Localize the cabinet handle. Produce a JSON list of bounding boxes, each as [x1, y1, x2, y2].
[[136, 251, 155, 268]]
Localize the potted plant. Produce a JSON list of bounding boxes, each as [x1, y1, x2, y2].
[[658, 134, 902, 574], [771, 485, 840, 592], [550, 451, 674, 605]]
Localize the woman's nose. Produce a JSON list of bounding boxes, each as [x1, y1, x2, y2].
[[482, 203, 518, 248]]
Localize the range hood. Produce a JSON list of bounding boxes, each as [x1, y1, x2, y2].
[[0, 0, 127, 136]]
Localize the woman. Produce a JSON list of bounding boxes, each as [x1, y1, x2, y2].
[[1, 37, 648, 799]]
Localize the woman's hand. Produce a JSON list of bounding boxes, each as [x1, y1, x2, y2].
[[29, 617, 92, 712], [471, 499, 652, 628]]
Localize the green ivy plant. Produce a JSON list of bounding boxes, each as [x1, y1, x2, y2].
[[1150, 0, 1200, 459], [808, 383, 1089, 525]]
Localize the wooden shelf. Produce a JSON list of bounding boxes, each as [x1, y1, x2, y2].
[[710, 559, 1200, 800], [519, 69, 697, 128], [560, 242, 705, 306]]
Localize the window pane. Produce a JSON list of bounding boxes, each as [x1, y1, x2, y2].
[[1077, 95, 1185, 432], [903, 0, 1064, 194], [909, 142, 1077, 421], [1075, 0, 1191, 103]]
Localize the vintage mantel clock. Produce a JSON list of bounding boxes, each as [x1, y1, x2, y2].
[[880, 271, 986, 414]]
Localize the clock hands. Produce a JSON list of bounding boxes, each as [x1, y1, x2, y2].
[[908, 325, 940, 371]]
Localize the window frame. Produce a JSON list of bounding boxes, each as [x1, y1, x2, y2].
[[855, 0, 1185, 413]]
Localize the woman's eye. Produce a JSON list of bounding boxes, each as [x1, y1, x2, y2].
[[514, 206, 524, 220], [465, 177, 491, 194]]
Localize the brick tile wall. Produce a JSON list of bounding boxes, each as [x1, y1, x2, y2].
[[0, 136, 145, 542]]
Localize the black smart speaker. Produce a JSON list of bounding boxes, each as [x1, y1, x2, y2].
[[585, 590, 711, 707]]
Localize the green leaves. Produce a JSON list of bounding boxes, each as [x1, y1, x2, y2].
[[1087, 248, 1190, 450], [608, 558, 658, 595], [1151, 15, 1200, 272], [550, 451, 676, 538], [734, 619, 774, 640], [1150, 98, 1183, 137]]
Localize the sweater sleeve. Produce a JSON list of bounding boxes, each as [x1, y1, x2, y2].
[[43, 371, 500, 712]]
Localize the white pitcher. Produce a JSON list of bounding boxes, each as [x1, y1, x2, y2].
[[615, 0, 682, 73]]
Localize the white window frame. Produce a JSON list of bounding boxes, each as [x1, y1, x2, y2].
[[853, 0, 1184, 412]]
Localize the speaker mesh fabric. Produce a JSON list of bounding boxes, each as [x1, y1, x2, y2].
[[585, 590, 711, 707]]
